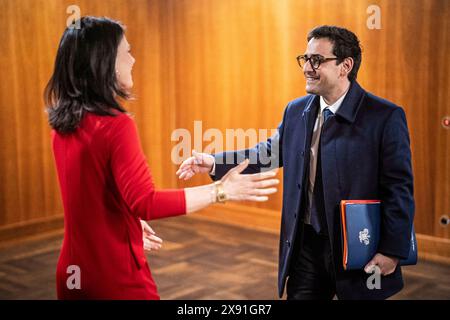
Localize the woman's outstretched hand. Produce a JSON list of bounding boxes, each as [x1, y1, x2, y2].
[[220, 159, 279, 202], [183, 158, 279, 213]]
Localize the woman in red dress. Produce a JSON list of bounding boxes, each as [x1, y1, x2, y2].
[[44, 16, 278, 300]]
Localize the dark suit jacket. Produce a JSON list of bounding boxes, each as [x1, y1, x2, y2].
[[213, 81, 415, 300]]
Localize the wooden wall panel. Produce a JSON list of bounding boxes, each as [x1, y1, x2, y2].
[[0, 1, 448, 257], [0, 0, 64, 227], [0, 0, 175, 230], [164, 0, 449, 241]]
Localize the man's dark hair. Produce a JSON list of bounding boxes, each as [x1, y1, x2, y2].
[[307, 25, 362, 82], [44, 16, 128, 134]]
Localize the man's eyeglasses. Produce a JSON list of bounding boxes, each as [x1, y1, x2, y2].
[[296, 54, 339, 70]]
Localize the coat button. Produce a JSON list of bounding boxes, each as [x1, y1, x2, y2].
[[300, 151, 305, 157], [294, 213, 297, 219], [286, 240, 291, 248], [297, 182, 301, 189]]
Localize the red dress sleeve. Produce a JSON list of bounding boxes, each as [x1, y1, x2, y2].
[[107, 113, 186, 220]]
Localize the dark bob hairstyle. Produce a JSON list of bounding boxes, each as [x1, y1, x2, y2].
[[44, 16, 129, 134]]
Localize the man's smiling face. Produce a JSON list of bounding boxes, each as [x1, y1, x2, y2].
[[303, 37, 343, 97]]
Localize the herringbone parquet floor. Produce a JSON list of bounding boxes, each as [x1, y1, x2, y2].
[[0, 215, 448, 300]]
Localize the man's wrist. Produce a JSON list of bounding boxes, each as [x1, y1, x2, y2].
[[379, 252, 401, 263]]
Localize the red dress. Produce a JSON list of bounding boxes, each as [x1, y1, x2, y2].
[[52, 112, 186, 299]]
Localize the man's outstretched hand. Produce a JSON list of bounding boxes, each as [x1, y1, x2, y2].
[[176, 150, 215, 180]]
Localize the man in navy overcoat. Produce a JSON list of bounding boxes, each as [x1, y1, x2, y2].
[[177, 25, 415, 300]]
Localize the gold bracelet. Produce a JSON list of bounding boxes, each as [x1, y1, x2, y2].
[[214, 181, 227, 203]]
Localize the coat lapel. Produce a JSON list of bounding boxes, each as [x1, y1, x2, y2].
[[335, 81, 366, 124]]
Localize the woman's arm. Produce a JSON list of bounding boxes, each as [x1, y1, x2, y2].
[[108, 114, 187, 220], [109, 114, 278, 220]]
